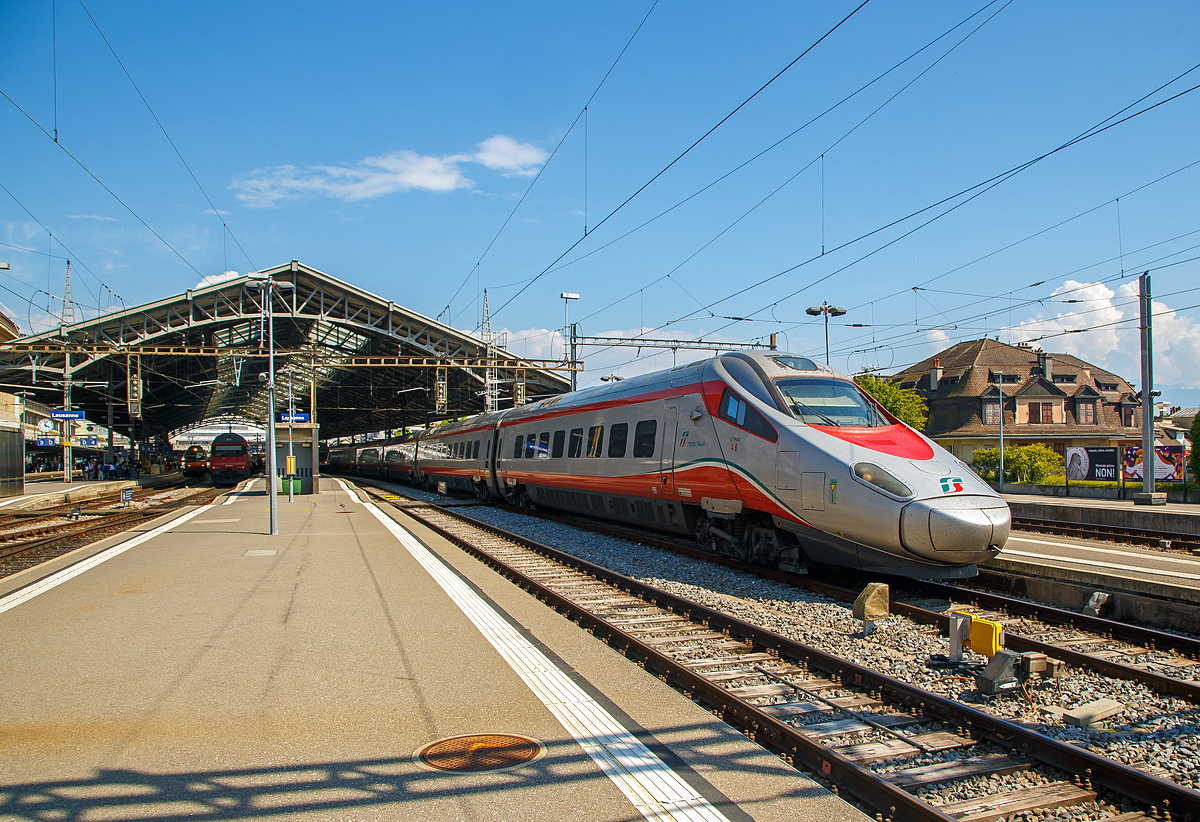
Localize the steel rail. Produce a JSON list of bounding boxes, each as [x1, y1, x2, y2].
[[381, 494, 1200, 821], [1012, 516, 1200, 553], [483, 498, 1200, 688]]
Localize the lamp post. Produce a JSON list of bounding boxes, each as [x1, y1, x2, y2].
[[994, 370, 1005, 492], [561, 292, 579, 391], [251, 275, 294, 536], [806, 301, 847, 366]]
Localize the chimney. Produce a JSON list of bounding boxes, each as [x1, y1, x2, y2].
[[1037, 350, 1053, 381], [930, 357, 942, 392]]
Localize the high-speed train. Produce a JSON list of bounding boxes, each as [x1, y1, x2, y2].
[[326, 352, 1009, 578]]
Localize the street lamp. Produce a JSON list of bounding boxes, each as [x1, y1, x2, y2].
[[249, 275, 294, 536], [806, 301, 847, 366], [561, 292, 579, 391]]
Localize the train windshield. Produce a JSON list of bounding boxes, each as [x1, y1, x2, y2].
[[775, 378, 886, 427], [212, 444, 245, 454]]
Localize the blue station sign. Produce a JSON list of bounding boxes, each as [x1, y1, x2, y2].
[[50, 410, 85, 420], [278, 413, 311, 423]]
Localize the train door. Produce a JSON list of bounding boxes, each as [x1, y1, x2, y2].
[[486, 426, 502, 497], [660, 405, 679, 495]]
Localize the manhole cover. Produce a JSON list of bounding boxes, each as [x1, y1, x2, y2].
[[418, 734, 543, 772]]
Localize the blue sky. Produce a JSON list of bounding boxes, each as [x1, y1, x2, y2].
[[2, 1, 1199, 403]]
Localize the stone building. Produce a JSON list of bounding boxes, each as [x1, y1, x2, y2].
[[890, 338, 1142, 464]]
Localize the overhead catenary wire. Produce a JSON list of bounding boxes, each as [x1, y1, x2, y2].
[[436, 0, 662, 325], [0, 88, 205, 278], [551, 0, 1011, 302], [74, 0, 257, 272], [603, 62, 1200, 357], [0, 178, 119, 321], [488, 0, 874, 324]]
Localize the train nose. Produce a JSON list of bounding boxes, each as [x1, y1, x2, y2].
[[900, 496, 1010, 564]]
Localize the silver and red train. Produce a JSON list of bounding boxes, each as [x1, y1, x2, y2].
[[326, 352, 1009, 578]]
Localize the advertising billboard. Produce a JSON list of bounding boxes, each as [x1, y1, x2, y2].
[[1065, 447, 1120, 482], [1122, 445, 1186, 481]]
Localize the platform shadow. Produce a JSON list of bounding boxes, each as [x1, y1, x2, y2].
[[0, 718, 813, 821]]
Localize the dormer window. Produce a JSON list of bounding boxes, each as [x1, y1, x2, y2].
[[982, 398, 1001, 425], [1053, 374, 1076, 384], [1077, 400, 1095, 424]]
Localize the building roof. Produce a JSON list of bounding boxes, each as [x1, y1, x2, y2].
[[0, 261, 571, 440], [890, 338, 1140, 440]]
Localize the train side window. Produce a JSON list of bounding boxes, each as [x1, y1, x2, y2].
[[473, 440, 480, 459], [719, 388, 778, 442], [633, 420, 657, 458], [586, 426, 604, 457], [551, 430, 565, 458], [513, 435, 524, 459], [608, 423, 628, 458], [568, 428, 583, 458], [524, 435, 536, 459], [537, 432, 550, 460]]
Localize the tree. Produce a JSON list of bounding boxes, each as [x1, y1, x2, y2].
[[1005, 443, 1062, 484], [1190, 413, 1200, 483], [970, 447, 1001, 481], [970, 444, 1062, 484], [855, 372, 928, 431]]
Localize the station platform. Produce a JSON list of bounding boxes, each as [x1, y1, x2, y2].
[[0, 477, 864, 822], [0, 471, 186, 511], [986, 496, 1200, 630], [1002, 491, 1200, 537]]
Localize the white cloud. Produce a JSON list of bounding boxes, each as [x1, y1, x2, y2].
[[925, 328, 951, 351], [67, 214, 118, 222], [473, 135, 548, 177], [195, 270, 240, 289], [231, 135, 545, 207], [1002, 278, 1200, 387]]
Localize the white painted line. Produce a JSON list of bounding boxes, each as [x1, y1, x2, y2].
[[1000, 549, 1200, 582], [243, 549, 277, 557], [1006, 535, 1200, 567], [0, 504, 214, 616], [335, 479, 363, 503], [221, 479, 259, 505], [360, 496, 730, 822], [192, 518, 241, 524]]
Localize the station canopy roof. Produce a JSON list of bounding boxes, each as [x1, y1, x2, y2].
[[0, 261, 572, 441]]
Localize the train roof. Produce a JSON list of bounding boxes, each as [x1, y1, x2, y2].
[[211, 432, 248, 444], [500, 351, 846, 423]]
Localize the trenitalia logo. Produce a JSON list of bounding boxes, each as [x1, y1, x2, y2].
[[679, 431, 705, 447], [940, 476, 964, 493], [679, 431, 689, 447]]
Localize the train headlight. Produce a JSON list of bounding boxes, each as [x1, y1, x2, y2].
[[852, 462, 913, 499]]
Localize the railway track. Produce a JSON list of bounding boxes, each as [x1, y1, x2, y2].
[[354, 476, 1200, 704], [365, 485, 1199, 822], [0, 485, 192, 543], [0, 485, 220, 578], [392, 481, 1200, 701], [1011, 516, 1200, 554]]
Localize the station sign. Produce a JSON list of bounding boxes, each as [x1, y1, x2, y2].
[[36, 437, 59, 447], [278, 412, 311, 423], [76, 437, 100, 447], [51, 410, 85, 420]]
